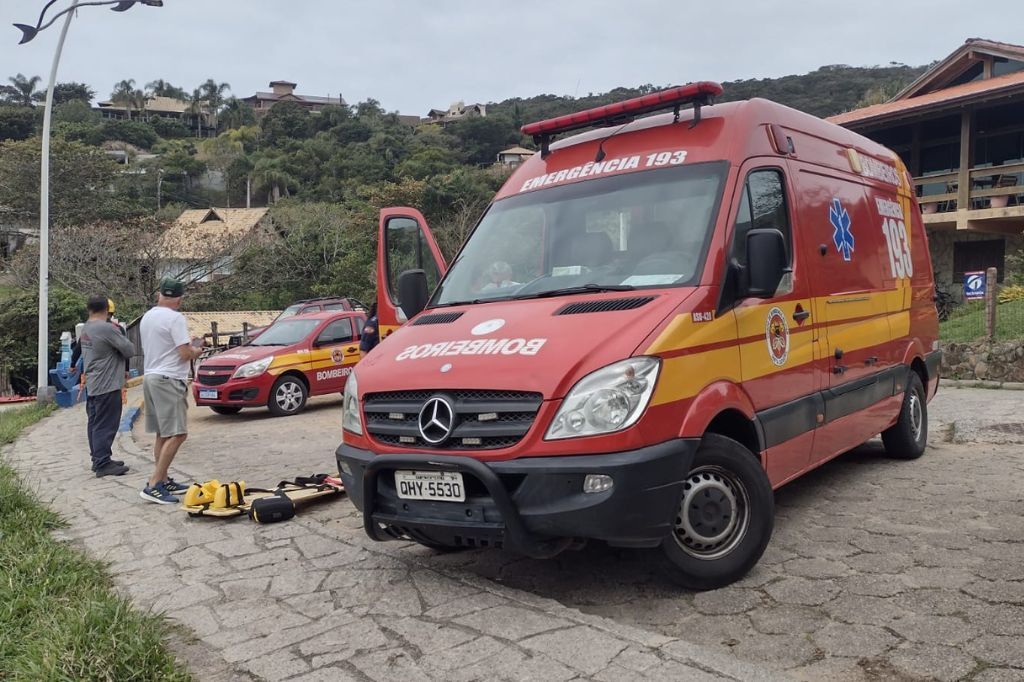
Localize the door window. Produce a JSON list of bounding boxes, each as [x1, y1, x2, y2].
[[386, 217, 441, 304], [730, 169, 792, 267], [315, 320, 354, 346]]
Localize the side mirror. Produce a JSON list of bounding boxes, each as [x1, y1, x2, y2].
[[744, 228, 788, 298], [397, 269, 429, 320]]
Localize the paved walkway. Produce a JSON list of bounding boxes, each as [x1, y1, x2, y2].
[[3, 390, 773, 682], [2, 386, 1023, 680]]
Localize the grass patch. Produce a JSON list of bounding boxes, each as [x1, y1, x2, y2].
[[0, 405, 190, 680], [940, 299, 1024, 343]]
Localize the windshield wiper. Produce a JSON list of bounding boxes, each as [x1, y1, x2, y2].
[[431, 297, 510, 308], [512, 283, 636, 300]]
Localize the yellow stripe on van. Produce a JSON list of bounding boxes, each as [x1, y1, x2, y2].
[[652, 347, 740, 405], [645, 314, 736, 355]]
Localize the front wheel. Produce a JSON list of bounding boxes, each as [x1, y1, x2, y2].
[[267, 375, 308, 417], [661, 433, 773, 590], [882, 372, 927, 459], [210, 406, 242, 416]]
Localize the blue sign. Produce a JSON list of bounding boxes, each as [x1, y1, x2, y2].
[[830, 198, 854, 261], [964, 271, 986, 300]]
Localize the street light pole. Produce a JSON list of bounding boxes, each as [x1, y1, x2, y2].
[[36, 0, 79, 403], [15, 0, 163, 402]]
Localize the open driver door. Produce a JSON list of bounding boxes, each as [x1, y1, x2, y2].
[[376, 207, 447, 339]]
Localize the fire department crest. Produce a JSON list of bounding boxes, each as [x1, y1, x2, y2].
[[765, 307, 790, 366], [331, 348, 345, 364]]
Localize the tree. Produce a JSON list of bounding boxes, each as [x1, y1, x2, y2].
[[260, 100, 312, 146], [444, 115, 520, 166], [110, 79, 139, 119], [0, 286, 85, 395], [145, 79, 186, 100], [252, 154, 298, 204], [186, 88, 206, 137], [199, 135, 244, 206], [52, 82, 95, 105], [199, 79, 231, 130], [0, 138, 136, 224], [0, 106, 37, 141], [219, 98, 256, 130], [0, 73, 44, 107]]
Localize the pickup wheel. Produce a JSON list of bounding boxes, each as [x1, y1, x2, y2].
[[210, 406, 242, 415], [882, 372, 927, 459], [267, 375, 308, 417], [661, 433, 773, 590]]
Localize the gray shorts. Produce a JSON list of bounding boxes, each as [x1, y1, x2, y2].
[[143, 374, 189, 437]]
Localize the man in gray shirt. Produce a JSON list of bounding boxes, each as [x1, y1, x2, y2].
[[79, 294, 135, 477]]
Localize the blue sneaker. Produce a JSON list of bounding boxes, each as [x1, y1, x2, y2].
[[162, 477, 191, 493], [140, 482, 180, 505]]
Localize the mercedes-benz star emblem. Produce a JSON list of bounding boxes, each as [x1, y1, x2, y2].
[[418, 396, 455, 445]]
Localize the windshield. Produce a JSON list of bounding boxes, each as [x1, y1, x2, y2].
[[432, 161, 727, 306], [250, 319, 320, 346]]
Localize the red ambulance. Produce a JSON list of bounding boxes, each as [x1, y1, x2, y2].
[[336, 82, 940, 589]]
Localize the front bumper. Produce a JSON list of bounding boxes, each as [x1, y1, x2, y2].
[[336, 438, 698, 557], [193, 376, 269, 406]]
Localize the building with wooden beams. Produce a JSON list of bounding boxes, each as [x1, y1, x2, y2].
[[829, 39, 1024, 294]]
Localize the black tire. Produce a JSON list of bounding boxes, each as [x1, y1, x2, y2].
[[661, 433, 774, 590], [210, 406, 242, 416], [267, 375, 308, 417], [882, 372, 927, 459]]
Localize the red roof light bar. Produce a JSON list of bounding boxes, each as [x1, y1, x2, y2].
[[521, 81, 724, 142]]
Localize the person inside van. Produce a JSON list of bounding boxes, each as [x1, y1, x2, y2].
[[480, 261, 521, 291]]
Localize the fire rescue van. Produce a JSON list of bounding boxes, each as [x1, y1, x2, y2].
[[336, 82, 940, 589]]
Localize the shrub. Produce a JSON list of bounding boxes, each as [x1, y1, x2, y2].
[[998, 284, 1024, 304]]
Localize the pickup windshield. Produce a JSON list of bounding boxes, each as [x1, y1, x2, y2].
[[250, 319, 319, 346], [432, 161, 727, 306]]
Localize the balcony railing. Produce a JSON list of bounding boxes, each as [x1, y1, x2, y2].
[[915, 162, 1024, 215]]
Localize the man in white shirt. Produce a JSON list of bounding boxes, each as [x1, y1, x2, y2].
[[139, 278, 204, 504]]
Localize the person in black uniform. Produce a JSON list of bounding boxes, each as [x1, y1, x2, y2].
[[359, 303, 380, 359]]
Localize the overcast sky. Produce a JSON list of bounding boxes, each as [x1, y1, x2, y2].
[[2, 0, 1023, 114]]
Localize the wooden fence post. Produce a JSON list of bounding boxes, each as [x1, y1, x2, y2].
[[211, 321, 219, 347], [985, 266, 998, 341]]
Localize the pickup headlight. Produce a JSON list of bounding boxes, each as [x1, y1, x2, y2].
[[545, 357, 660, 440], [231, 356, 273, 379], [342, 370, 362, 436]]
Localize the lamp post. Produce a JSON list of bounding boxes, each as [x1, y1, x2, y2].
[[13, 0, 163, 402]]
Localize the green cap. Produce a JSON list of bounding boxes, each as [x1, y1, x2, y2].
[[159, 278, 185, 298]]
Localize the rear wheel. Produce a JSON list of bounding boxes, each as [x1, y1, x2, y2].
[[268, 375, 308, 417], [661, 433, 773, 590], [210, 406, 242, 416], [882, 372, 927, 459]]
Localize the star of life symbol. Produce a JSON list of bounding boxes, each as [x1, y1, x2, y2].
[[830, 198, 854, 262]]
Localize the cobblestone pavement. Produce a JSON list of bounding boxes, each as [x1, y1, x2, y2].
[[3, 387, 1023, 681]]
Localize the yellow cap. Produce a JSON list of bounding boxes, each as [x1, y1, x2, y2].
[[107, 298, 116, 315]]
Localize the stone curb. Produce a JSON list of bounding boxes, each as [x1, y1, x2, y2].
[[941, 379, 1024, 390], [115, 426, 778, 681]]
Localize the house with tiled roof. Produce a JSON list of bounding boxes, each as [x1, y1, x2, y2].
[[828, 38, 1024, 293], [425, 100, 487, 126], [241, 81, 346, 117], [157, 207, 273, 283]]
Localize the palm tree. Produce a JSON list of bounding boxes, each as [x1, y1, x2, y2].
[[0, 73, 44, 106], [252, 155, 296, 204], [110, 79, 137, 119], [145, 79, 186, 100], [199, 79, 231, 131], [186, 88, 206, 138], [219, 98, 256, 131], [131, 88, 148, 120]]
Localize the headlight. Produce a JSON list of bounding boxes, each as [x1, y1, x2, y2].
[[545, 357, 660, 440], [231, 356, 273, 379], [342, 370, 362, 436]]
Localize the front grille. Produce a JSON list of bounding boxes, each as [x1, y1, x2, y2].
[[200, 365, 235, 372], [554, 296, 655, 315], [196, 374, 230, 386], [364, 389, 542, 450]]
